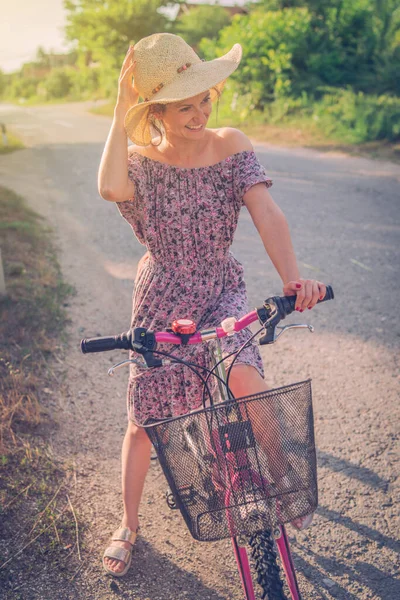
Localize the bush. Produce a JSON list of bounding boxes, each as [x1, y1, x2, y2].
[[199, 8, 312, 107], [174, 5, 231, 48], [4, 76, 40, 101], [314, 89, 400, 142], [40, 68, 73, 99], [68, 66, 100, 98]]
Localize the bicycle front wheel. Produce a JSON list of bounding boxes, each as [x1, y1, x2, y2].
[[249, 529, 288, 600]]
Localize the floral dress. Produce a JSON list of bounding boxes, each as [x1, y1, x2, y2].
[[117, 149, 273, 425]]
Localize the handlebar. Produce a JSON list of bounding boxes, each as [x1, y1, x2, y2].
[[81, 286, 334, 355]]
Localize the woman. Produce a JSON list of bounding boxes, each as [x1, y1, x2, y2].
[[98, 33, 326, 577]]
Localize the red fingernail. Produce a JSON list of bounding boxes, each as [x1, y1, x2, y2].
[[308, 307, 312, 310], [320, 296, 324, 300], [300, 309, 304, 313], [296, 284, 302, 289]]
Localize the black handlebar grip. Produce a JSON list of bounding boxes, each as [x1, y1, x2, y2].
[[80, 332, 131, 354], [283, 284, 334, 316]]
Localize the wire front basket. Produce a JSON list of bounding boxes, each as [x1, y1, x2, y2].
[[146, 379, 317, 542]]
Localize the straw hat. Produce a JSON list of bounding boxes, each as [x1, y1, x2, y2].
[[124, 33, 242, 146]]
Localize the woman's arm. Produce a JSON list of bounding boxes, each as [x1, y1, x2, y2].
[[98, 118, 135, 202], [98, 45, 139, 202], [244, 184, 326, 310]]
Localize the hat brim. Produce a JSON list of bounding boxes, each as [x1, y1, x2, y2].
[[125, 43, 242, 146]]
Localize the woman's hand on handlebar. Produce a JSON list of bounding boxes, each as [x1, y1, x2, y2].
[[283, 279, 327, 312], [114, 45, 139, 121]]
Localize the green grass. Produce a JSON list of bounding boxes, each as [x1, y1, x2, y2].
[[0, 131, 24, 155], [0, 186, 82, 594]]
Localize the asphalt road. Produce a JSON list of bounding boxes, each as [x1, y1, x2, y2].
[[0, 102, 399, 600]]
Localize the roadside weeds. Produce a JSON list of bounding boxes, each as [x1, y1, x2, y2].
[[0, 185, 87, 598], [0, 130, 24, 155]]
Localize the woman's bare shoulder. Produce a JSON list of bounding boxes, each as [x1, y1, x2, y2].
[[214, 127, 254, 154], [128, 144, 146, 157]]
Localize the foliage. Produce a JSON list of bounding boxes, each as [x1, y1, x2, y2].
[[198, 0, 400, 141], [200, 8, 313, 105], [0, 187, 81, 594], [0, 187, 74, 447], [174, 5, 232, 48], [64, 0, 171, 71], [4, 75, 41, 101], [314, 88, 400, 142], [39, 69, 73, 99], [2, 0, 400, 143], [0, 69, 5, 97], [0, 131, 25, 155], [256, 0, 400, 95]]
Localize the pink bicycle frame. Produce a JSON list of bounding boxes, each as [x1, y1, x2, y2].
[[154, 322, 302, 600]]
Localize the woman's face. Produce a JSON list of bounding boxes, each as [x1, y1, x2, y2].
[[158, 90, 212, 140]]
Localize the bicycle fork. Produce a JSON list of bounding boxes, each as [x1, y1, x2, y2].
[[275, 526, 302, 600], [209, 340, 302, 600], [210, 342, 257, 600]]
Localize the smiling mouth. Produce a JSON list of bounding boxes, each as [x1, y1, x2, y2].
[[185, 125, 204, 131]]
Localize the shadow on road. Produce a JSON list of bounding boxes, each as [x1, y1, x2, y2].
[[294, 541, 400, 600], [94, 537, 230, 600], [317, 505, 400, 555], [293, 550, 359, 599], [318, 450, 389, 491]]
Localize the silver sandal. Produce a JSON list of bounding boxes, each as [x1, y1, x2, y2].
[[102, 526, 139, 577]]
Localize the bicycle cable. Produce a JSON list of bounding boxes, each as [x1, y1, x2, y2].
[[149, 349, 216, 408], [150, 348, 236, 407], [202, 325, 265, 408], [225, 325, 265, 392]]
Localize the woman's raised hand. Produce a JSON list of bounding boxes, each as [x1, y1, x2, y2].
[[115, 45, 139, 121]]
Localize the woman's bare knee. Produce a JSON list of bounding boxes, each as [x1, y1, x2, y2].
[[126, 421, 152, 443], [228, 364, 268, 398]]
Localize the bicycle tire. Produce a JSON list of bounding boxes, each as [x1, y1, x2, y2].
[[249, 530, 288, 600]]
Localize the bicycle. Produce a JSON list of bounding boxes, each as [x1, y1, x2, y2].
[[81, 286, 334, 599]]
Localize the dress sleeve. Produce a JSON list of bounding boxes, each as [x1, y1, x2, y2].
[[234, 150, 273, 206], [115, 152, 146, 244], [125, 151, 144, 201]]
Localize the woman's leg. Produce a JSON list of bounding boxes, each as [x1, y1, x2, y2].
[[227, 364, 313, 529], [104, 421, 152, 574], [227, 364, 288, 479]]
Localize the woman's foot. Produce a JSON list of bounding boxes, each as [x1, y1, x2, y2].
[[103, 521, 139, 576], [272, 470, 314, 531], [291, 513, 313, 531]]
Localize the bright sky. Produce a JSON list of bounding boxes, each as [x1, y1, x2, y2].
[[0, 0, 69, 72]]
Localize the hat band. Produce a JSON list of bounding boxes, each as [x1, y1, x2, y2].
[[143, 62, 194, 102]]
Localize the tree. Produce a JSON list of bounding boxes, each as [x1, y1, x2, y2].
[[42, 69, 73, 99], [0, 69, 5, 98], [174, 5, 232, 49], [35, 47, 51, 69], [64, 0, 172, 71], [200, 8, 313, 105]]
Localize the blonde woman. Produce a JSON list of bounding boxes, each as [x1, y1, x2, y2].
[[98, 33, 326, 577]]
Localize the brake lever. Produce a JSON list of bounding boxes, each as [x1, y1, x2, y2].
[[108, 358, 146, 376], [259, 321, 314, 345], [108, 356, 174, 376], [274, 323, 314, 341]]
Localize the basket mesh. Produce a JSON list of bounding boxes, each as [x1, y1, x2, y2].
[[146, 379, 317, 542]]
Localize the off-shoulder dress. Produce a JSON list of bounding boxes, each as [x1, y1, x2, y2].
[[117, 149, 273, 425]]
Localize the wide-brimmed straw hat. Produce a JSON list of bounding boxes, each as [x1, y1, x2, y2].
[[124, 33, 242, 146]]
